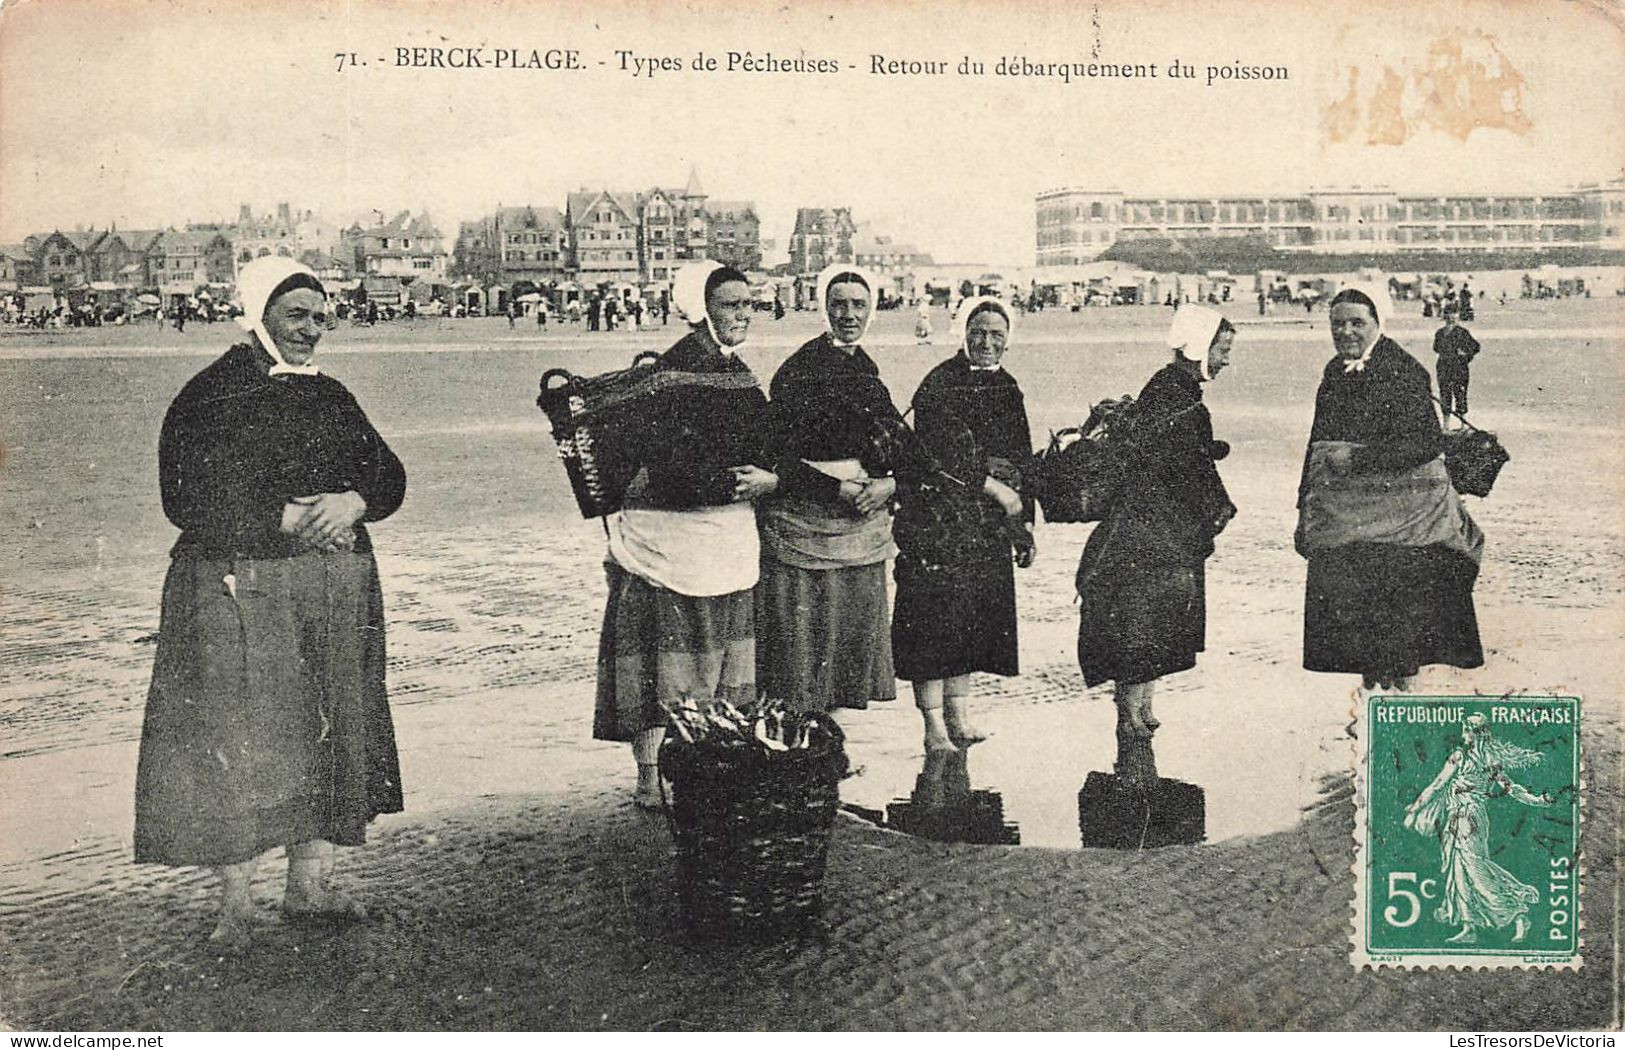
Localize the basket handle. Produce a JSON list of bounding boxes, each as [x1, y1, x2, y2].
[[537, 368, 574, 409], [630, 350, 663, 369], [1431, 393, 1485, 434]]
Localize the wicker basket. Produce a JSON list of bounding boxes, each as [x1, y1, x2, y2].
[[659, 727, 848, 940], [1441, 425, 1509, 498]]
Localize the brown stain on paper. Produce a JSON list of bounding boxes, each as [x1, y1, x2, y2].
[[1324, 30, 1534, 146]]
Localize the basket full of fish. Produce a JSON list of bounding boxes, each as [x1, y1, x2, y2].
[[659, 697, 849, 940]]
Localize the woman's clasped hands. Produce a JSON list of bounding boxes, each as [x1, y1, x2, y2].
[[729, 465, 779, 502], [839, 474, 895, 516], [281, 491, 366, 552]]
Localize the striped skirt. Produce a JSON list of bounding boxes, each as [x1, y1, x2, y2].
[[593, 562, 756, 742]]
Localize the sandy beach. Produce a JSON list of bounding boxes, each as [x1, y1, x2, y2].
[[1, 299, 1620, 1030]]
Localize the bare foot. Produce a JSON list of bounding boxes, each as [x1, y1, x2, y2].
[[209, 912, 255, 951], [1512, 916, 1530, 943], [632, 786, 664, 812], [946, 721, 989, 747], [1118, 701, 1157, 739], [1445, 925, 1477, 944], [922, 708, 959, 753], [1136, 696, 1160, 736]]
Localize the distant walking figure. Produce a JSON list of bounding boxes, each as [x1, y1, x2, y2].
[[1432, 308, 1480, 424]]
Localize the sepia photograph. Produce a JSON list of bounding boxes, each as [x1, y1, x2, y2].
[[0, 0, 1620, 1034]]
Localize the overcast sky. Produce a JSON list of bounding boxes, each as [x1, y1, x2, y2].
[[1, 0, 1621, 267]]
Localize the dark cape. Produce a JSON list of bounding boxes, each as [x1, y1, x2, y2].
[[134, 342, 406, 866], [1076, 363, 1234, 687], [763, 332, 912, 501], [1300, 336, 1484, 678], [754, 333, 907, 711], [628, 330, 770, 508], [892, 355, 1033, 681]]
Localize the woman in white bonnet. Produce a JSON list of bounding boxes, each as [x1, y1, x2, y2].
[[592, 261, 776, 808], [892, 296, 1035, 751], [1075, 305, 1238, 740], [134, 256, 407, 947], [1298, 284, 1483, 691], [756, 265, 908, 717]]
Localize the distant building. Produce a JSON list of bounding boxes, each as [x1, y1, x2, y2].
[[640, 188, 682, 283], [1035, 179, 1625, 265], [344, 211, 448, 281], [853, 232, 933, 275], [298, 249, 351, 282], [34, 230, 104, 289], [90, 229, 161, 286], [566, 190, 642, 285], [147, 229, 234, 292], [494, 205, 568, 286], [788, 207, 857, 275], [232, 203, 299, 274], [0, 244, 38, 289], [451, 220, 499, 285], [569, 168, 754, 286], [706, 200, 762, 272], [232, 202, 349, 278]]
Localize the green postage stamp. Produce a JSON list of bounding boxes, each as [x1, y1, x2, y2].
[[1352, 695, 1582, 969]]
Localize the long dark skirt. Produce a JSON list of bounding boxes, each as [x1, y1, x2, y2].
[[755, 558, 896, 713], [1303, 542, 1483, 678], [134, 549, 403, 868], [892, 555, 1018, 681], [594, 562, 756, 742], [1078, 561, 1205, 688]]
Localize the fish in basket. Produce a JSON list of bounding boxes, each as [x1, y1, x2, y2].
[[658, 697, 849, 941]]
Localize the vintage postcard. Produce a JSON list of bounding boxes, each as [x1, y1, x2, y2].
[[0, 0, 1621, 1035]]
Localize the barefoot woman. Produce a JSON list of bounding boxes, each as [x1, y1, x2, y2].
[[592, 261, 775, 808], [892, 297, 1035, 751], [1297, 285, 1484, 692], [134, 257, 407, 946], [1076, 306, 1237, 739]]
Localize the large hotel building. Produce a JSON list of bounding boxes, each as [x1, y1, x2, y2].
[[1035, 181, 1625, 265]]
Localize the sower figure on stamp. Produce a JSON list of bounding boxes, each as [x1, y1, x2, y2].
[[1432, 306, 1480, 427], [1403, 714, 1554, 944]]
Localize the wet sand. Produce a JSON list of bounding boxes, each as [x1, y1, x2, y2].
[[1, 300, 1621, 1029]]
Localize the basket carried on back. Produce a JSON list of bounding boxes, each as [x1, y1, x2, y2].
[[537, 351, 761, 518], [1028, 396, 1139, 523], [660, 720, 848, 941]]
